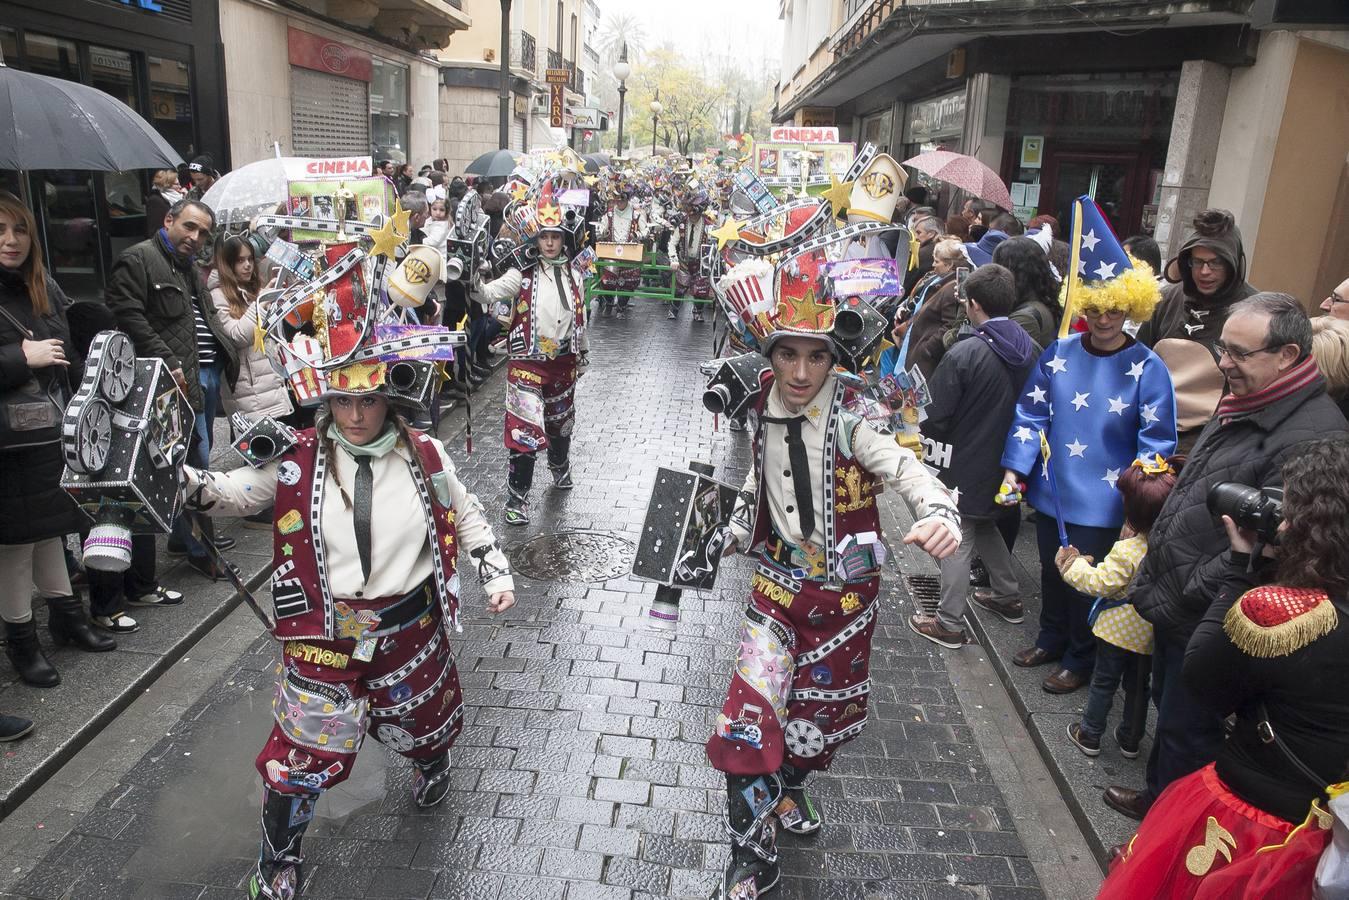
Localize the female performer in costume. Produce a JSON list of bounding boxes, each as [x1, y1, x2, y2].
[[475, 183, 589, 526], [181, 367, 514, 900], [595, 180, 646, 318]]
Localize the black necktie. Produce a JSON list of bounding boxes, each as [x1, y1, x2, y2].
[[553, 265, 572, 311], [353, 456, 373, 583], [762, 415, 814, 539]]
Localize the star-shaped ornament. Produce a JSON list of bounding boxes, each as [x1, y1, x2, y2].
[[1127, 360, 1146, 381], [1014, 426, 1034, 444], [367, 216, 402, 259], [281, 543, 294, 557], [510, 183, 530, 202], [1093, 261, 1118, 280], [1140, 403, 1160, 425], [711, 217, 746, 250], [1081, 229, 1101, 253], [389, 197, 412, 237], [822, 176, 854, 218]]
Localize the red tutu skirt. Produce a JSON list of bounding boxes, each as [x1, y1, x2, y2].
[[1098, 764, 1332, 899]]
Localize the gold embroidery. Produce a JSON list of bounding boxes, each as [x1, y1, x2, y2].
[[1185, 816, 1237, 876], [840, 593, 862, 614], [751, 572, 796, 609], [512, 368, 544, 385], [835, 465, 876, 514]]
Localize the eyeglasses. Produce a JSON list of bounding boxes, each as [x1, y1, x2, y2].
[[1081, 306, 1125, 319], [1327, 292, 1346, 305], [1213, 341, 1281, 362], [1188, 256, 1228, 273]]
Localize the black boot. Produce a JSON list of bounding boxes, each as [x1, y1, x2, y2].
[[775, 762, 822, 835], [47, 596, 116, 652], [4, 619, 59, 687], [411, 752, 452, 808], [547, 437, 573, 490], [721, 773, 782, 898], [250, 786, 316, 900]]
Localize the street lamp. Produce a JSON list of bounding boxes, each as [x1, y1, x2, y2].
[[613, 44, 630, 156], [650, 92, 663, 156]]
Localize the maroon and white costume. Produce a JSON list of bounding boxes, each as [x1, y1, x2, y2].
[[597, 201, 647, 295]]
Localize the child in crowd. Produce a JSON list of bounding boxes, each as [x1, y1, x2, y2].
[[1056, 455, 1183, 758]]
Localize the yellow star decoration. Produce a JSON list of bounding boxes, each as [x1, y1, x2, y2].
[[710, 217, 746, 251], [367, 216, 401, 259], [777, 288, 836, 332], [511, 182, 530, 202], [332, 361, 384, 391], [389, 197, 412, 237], [822, 175, 854, 219]]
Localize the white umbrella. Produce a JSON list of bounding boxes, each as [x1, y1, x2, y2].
[[200, 156, 307, 226]]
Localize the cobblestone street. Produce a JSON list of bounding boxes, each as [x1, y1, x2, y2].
[[3, 301, 1092, 900]]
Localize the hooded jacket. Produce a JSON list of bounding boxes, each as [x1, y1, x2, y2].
[[1137, 214, 1258, 434], [922, 317, 1037, 519]]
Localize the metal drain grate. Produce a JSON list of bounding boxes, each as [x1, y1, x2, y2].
[[506, 530, 635, 583], [902, 573, 942, 616]]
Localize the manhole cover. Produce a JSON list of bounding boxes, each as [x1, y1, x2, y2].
[[507, 530, 635, 582]]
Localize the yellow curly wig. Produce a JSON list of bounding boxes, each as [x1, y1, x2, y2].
[[1064, 255, 1162, 321]]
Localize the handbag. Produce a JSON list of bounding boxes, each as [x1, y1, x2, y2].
[[0, 303, 66, 448]]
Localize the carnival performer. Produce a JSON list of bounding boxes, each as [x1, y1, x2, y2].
[[708, 280, 961, 898], [181, 372, 513, 900], [670, 190, 713, 322], [475, 183, 589, 526], [595, 180, 647, 318]]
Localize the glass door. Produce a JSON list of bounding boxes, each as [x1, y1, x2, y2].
[[1040, 149, 1147, 239]]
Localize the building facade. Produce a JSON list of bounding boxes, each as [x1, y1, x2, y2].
[[775, 0, 1349, 307]]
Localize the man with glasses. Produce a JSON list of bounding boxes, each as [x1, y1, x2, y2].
[[1104, 293, 1347, 824], [1137, 209, 1257, 452], [1321, 275, 1349, 322], [707, 284, 960, 899]]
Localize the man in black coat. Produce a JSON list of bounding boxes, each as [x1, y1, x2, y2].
[[1104, 293, 1349, 821], [909, 264, 1037, 648]]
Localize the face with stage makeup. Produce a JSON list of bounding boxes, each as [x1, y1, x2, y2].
[[330, 394, 389, 445]]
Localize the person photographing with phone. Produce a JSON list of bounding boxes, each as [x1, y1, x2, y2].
[[880, 236, 965, 379]]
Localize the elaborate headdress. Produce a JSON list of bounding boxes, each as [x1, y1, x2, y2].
[[1062, 194, 1162, 329]]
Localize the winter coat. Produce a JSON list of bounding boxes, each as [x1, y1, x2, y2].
[[208, 283, 293, 420], [103, 235, 237, 411], [0, 269, 85, 542], [1132, 376, 1348, 642], [903, 239, 935, 297], [901, 277, 959, 378], [1009, 296, 1059, 350], [922, 318, 1037, 519]]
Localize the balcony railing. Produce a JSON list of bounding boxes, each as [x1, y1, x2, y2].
[[565, 59, 583, 94], [511, 30, 536, 74], [547, 48, 563, 73]]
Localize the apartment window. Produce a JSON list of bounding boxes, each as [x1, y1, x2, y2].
[[556, 1, 564, 52], [370, 58, 410, 162]]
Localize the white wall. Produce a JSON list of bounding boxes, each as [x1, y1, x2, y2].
[[221, 0, 293, 166], [410, 59, 442, 163]]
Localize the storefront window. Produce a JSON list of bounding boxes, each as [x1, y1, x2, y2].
[[148, 55, 196, 157], [860, 108, 893, 155], [370, 58, 409, 163]]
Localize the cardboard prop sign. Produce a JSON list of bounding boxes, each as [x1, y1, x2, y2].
[[632, 467, 739, 590]]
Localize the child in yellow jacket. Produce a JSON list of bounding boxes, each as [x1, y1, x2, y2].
[[1054, 455, 1184, 759]]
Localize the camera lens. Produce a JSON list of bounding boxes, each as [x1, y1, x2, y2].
[[249, 434, 276, 461], [703, 385, 732, 415]]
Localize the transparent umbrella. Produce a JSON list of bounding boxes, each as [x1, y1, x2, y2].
[[200, 157, 306, 226]]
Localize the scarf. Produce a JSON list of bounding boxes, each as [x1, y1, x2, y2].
[[156, 228, 194, 272], [1215, 356, 1322, 423], [326, 421, 399, 458]]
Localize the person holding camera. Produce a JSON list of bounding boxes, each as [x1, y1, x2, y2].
[[1106, 293, 1349, 823], [1099, 439, 1349, 899]]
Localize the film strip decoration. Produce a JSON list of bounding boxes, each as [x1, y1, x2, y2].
[[751, 142, 877, 191], [254, 213, 383, 241], [725, 198, 834, 258], [843, 142, 878, 183], [777, 220, 902, 272], [63, 330, 136, 474], [345, 331, 469, 365]]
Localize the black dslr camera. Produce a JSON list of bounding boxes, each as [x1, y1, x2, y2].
[[702, 352, 770, 419], [231, 414, 299, 468], [1207, 483, 1283, 545]]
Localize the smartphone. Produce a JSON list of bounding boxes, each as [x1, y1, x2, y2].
[[955, 266, 971, 302]]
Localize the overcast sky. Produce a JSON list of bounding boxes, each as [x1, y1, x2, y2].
[[597, 0, 782, 74]]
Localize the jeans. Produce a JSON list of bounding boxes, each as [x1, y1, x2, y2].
[[1144, 627, 1225, 802], [938, 517, 1019, 633], [172, 364, 220, 558], [1034, 516, 1118, 675], [87, 533, 157, 617], [1079, 640, 1146, 741]]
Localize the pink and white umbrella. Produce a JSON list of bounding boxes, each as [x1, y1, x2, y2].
[[901, 150, 1013, 211]]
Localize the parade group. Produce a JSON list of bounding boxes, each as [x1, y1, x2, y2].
[[3, 134, 1349, 900]]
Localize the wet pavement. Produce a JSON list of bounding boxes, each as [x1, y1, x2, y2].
[[0, 300, 1097, 899]]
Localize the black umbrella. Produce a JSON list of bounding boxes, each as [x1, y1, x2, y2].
[[464, 149, 525, 178], [0, 63, 182, 171], [581, 153, 612, 174]]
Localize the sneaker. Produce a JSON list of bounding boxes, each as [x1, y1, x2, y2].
[[1114, 724, 1141, 759], [550, 465, 574, 490], [213, 535, 236, 552], [130, 585, 184, 607], [92, 612, 139, 634], [971, 589, 1024, 624], [775, 786, 822, 835], [908, 613, 967, 649], [667, 308, 678, 320], [1067, 722, 1101, 757], [0, 715, 34, 742], [692, 310, 705, 322], [504, 503, 529, 526]]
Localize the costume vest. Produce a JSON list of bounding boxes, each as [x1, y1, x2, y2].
[[679, 214, 710, 260], [506, 263, 587, 360], [746, 373, 883, 586], [604, 208, 644, 243], [269, 428, 461, 642]]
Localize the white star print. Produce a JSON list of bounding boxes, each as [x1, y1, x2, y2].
[[1071, 392, 1090, 411], [1093, 261, 1118, 280], [1078, 258, 1087, 276], [1107, 396, 1129, 415], [1127, 360, 1146, 381], [1081, 229, 1100, 253], [1102, 468, 1121, 488], [1046, 357, 1068, 375], [1013, 426, 1034, 444], [1027, 386, 1048, 404], [1066, 439, 1088, 458], [1140, 403, 1159, 425]]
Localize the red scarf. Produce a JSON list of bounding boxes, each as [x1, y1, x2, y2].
[[1215, 355, 1321, 422]]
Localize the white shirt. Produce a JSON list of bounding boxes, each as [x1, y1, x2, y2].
[[602, 205, 642, 243], [184, 435, 514, 600], [732, 375, 959, 548], [477, 263, 584, 351]]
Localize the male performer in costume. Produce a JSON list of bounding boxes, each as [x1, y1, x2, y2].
[[708, 279, 961, 898], [476, 183, 589, 525], [671, 190, 714, 322], [596, 181, 647, 318]]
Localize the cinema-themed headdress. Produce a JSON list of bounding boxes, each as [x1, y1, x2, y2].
[[845, 153, 906, 223], [536, 181, 565, 235], [1062, 194, 1162, 327]]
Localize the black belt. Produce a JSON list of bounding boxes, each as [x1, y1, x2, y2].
[[362, 580, 436, 637]]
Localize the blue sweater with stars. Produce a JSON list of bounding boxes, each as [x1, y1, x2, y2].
[[1001, 334, 1177, 528]]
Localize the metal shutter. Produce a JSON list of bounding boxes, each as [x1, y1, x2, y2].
[[511, 116, 526, 153], [291, 67, 369, 157]]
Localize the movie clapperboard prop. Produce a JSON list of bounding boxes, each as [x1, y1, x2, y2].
[[62, 331, 193, 568], [632, 466, 740, 591]]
